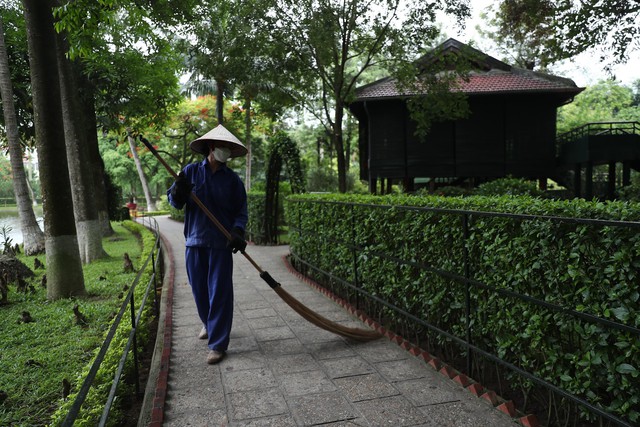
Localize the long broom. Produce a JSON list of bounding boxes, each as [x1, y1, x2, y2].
[[140, 137, 381, 342]]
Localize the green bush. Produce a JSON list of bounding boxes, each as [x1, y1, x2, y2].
[[285, 193, 640, 425], [247, 191, 266, 244], [306, 166, 364, 193], [474, 177, 543, 197], [617, 184, 640, 202], [415, 185, 471, 197]]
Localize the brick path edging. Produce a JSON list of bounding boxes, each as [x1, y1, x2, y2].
[[148, 233, 176, 427]]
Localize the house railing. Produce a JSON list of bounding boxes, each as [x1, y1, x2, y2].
[[556, 121, 640, 145], [61, 216, 162, 426], [288, 199, 639, 427]]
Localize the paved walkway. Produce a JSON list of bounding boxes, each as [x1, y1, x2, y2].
[[140, 215, 520, 426]]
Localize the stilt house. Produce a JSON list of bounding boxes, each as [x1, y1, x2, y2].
[[348, 38, 585, 193]]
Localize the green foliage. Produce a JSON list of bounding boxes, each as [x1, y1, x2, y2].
[[262, 0, 470, 191], [474, 177, 544, 197], [0, 154, 40, 203], [617, 184, 640, 203], [264, 131, 305, 244], [557, 80, 639, 134], [483, 1, 638, 67], [54, 0, 183, 132], [306, 166, 366, 193], [416, 185, 471, 197], [103, 168, 127, 221], [306, 166, 338, 192], [285, 193, 640, 425], [0, 222, 156, 426], [247, 191, 266, 244]]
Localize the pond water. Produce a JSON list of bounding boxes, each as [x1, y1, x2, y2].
[[0, 208, 44, 246]]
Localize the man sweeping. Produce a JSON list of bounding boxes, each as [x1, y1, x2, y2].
[[167, 124, 248, 364]]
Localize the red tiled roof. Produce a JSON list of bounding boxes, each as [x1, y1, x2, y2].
[[355, 69, 582, 100]]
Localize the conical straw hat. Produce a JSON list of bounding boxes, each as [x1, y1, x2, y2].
[[189, 124, 248, 157]]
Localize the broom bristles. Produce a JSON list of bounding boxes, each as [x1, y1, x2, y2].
[[273, 286, 381, 342]]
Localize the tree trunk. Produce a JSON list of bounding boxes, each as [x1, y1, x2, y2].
[[22, 0, 85, 299], [0, 16, 45, 255], [216, 78, 225, 124], [79, 73, 114, 236], [56, 31, 106, 263], [244, 97, 252, 190], [334, 100, 347, 193], [127, 134, 156, 212]]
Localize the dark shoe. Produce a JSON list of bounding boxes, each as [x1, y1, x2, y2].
[[198, 326, 208, 340], [207, 350, 225, 365]]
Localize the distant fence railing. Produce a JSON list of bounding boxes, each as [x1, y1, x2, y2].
[[288, 199, 639, 427], [61, 216, 162, 426], [557, 121, 640, 145]]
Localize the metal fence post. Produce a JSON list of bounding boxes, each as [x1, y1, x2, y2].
[[129, 293, 140, 396], [351, 204, 360, 310], [462, 213, 472, 375]]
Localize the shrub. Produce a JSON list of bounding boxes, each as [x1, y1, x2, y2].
[[474, 177, 543, 197], [285, 193, 640, 425], [617, 183, 640, 202]]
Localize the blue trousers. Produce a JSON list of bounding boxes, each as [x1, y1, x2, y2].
[[185, 246, 234, 352]]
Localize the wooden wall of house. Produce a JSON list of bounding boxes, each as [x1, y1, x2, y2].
[[455, 97, 505, 177], [503, 95, 557, 177], [367, 100, 407, 179], [405, 113, 455, 177], [360, 94, 559, 182]]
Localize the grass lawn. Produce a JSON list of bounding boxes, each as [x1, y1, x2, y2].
[[0, 221, 149, 426]]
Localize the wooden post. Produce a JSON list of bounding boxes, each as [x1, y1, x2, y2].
[[573, 164, 581, 198], [538, 178, 547, 191], [608, 161, 616, 200], [623, 162, 631, 187], [585, 163, 593, 199]]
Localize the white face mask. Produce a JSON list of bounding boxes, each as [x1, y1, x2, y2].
[[213, 146, 231, 163]]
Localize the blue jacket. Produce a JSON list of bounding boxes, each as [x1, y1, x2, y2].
[[168, 159, 248, 249]]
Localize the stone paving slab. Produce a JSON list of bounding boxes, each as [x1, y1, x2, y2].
[[142, 216, 520, 427]]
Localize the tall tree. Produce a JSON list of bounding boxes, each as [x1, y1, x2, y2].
[[56, 31, 106, 262], [178, 0, 253, 125], [79, 74, 114, 236], [22, 0, 85, 299], [0, 14, 45, 255], [54, 0, 184, 212], [263, 0, 470, 192], [178, 0, 284, 190], [127, 133, 156, 211], [476, 0, 555, 70], [487, 0, 639, 71]]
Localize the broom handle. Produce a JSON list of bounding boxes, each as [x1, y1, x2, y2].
[[139, 136, 267, 276]]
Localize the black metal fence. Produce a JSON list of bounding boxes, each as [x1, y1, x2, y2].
[[61, 216, 162, 426], [288, 199, 640, 427]]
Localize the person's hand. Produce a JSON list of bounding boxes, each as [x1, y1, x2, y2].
[[171, 171, 193, 204], [228, 227, 247, 254]]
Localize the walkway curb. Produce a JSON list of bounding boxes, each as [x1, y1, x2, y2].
[[138, 232, 175, 427]]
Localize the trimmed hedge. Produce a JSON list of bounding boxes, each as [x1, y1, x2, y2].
[[285, 193, 640, 425]]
